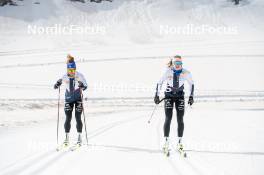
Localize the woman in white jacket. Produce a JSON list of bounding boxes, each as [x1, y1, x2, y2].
[[154, 55, 194, 155], [54, 54, 87, 146]]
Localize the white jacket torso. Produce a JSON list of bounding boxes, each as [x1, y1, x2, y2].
[[156, 68, 194, 96], [61, 71, 88, 92], [60, 71, 88, 102]]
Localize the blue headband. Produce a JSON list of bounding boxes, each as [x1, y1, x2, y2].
[[67, 61, 76, 69]]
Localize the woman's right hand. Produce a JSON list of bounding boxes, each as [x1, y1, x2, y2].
[[54, 79, 62, 89], [154, 95, 160, 104]]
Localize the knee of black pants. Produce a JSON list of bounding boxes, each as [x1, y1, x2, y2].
[[164, 99, 173, 137], [176, 98, 184, 137], [176, 98, 185, 112], [164, 117, 172, 137], [64, 103, 73, 133], [75, 101, 83, 113], [75, 101, 83, 133], [176, 106, 184, 134], [164, 99, 173, 121], [177, 113, 184, 137], [65, 103, 73, 113], [75, 114, 83, 133], [177, 111, 184, 124], [165, 98, 173, 110]]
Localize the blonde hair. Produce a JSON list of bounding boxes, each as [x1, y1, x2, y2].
[[67, 54, 74, 63], [167, 59, 173, 68]]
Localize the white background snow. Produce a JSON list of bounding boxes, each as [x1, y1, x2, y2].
[[0, 0, 264, 175]]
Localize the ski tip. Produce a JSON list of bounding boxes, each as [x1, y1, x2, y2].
[[163, 149, 170, 157], [183, 152, 187, 158]]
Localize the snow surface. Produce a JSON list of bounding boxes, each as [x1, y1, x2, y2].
[[0, 0, 264, 175], [1, 102, 264, 175]]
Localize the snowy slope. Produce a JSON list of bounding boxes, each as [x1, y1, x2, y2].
[[0, 0, 263, 123], [0, 0, 264, 100], [0, 0, 264, 53], [1, 103, 264, 175]]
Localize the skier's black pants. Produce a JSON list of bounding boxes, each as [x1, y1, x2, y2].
[[64, 101, 83, 133], [164, 96, 185, 137]]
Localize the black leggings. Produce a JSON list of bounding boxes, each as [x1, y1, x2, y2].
[[164, 96, 185, 137], [64, 101, 83, 133]]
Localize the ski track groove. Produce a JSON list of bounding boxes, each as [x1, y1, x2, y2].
[[1, 108, 263, 175], [1, 39, 264, 58], [21, 151, 69, 175], [0, 115, 145, 175], [178, 157, 205, 175], [1, 54, 264, 69], [87, 115, 145, 139], [0, 150, 60, 175], [154, 113, 185, 175], [153, 107, 217, 175], [187, 153, 229, 175]]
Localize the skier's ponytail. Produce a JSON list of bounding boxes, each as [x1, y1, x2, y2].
[[167, 59, 173, 68]]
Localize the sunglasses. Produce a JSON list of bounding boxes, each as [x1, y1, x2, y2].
[[173, 61, 183, 66], [67, 69, 76, 73]]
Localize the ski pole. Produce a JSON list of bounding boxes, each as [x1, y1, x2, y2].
[[185, 104, 193, 116], [56, 87, 61, 145], [147, 98, 165, 124], [80, 89, 89, 146]]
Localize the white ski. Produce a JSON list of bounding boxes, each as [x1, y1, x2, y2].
[[163, 146, 170, 157], [69, 143, 82, 151], [56, 143, 70, 151], [176, 144, 187, 158]]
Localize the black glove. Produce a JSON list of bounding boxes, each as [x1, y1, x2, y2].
[[78, 81, 87, 91], [188, 96, 194, 106], [54, 79, 62, 89], [154, 94, 160, 104]]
